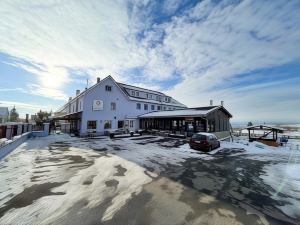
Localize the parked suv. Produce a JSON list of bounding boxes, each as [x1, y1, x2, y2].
[[189, 133, 220, 152]]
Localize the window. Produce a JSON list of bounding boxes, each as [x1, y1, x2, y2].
[[165, 97, 168, 102], [157, 105, 161, 110], [136, 92, 139, 97], [156, 95, 159, 101], [146, 93, 148, 98], [132, 91, 135, 96], [104, 120, 112, 129], [144, 104, 148, 110], [163, 106, 166, 110], [150, 94, 152, 99], [87, 120, 97, 129], [136, 103, 141, 110], [105, 85, 112, 91], [111, 102, 116, 111], [130, 120, 134, 128], [209, 119, 215, 132], [118, 120, 124, 128], [168, 107, 171, 110], [151, 105, 155, 110]]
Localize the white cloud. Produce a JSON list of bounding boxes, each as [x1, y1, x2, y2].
[[0, 0, 299, 121], [0, 99, 56, 117], [26, 83, 68, 100]]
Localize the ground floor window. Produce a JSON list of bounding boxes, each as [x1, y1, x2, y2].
[[104, 120, 112, 129], [208, 119, 215, 132], [129, 120, 134, 128], [87, 120, 97, 129], [118, 120, 124, 128]]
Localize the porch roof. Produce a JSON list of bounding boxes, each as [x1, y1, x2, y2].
[[139, 106, 225, 119]]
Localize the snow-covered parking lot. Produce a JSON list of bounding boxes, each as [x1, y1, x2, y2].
[[0, 134, 299, 225]]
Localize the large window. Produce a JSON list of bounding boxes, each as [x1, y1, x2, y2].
[[104, 120, 112, 129], [208, 119, 215, 132], [87, 120, 97, 129], [136, 103, 141, 110], [105, 85, 112, 92], [151, 105, 155, 110], [111, 102, 116, 111], [157, 105, 161, 110], [118, 120, 124, 128], [144, 104, 148, 110]]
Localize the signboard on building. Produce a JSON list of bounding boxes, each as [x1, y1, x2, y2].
[[185, 117, 194, 121], [93, 100, 103, 111]]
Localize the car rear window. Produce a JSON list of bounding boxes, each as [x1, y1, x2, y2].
[[192, 134, 206, 140]]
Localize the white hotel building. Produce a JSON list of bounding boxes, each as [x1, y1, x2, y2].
[[54, 75, 232, 139], [54, 75, 187, 135]]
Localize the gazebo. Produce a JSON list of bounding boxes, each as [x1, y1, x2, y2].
[[245, 125, 284, 146]]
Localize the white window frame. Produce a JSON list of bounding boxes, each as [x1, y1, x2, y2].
[[130, 120, 134, 128]]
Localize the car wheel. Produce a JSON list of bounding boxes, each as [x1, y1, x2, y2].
[[217, 142, 220, 148], [208, 146, 212, 152]]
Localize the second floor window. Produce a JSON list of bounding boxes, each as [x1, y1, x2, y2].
[[136, 91, 139, 97], [105, 85, 112, 91], [151, 105, 155, 110], [111, 102, 116, 111], [144, 104, 148, 110], [157, 105, 161, 110], [136, 103, 141, 110]]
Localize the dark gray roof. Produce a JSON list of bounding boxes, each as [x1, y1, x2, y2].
[[139, 106, 232, 118]]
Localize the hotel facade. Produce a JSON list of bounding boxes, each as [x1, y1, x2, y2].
[[54, 75, 232, 139]]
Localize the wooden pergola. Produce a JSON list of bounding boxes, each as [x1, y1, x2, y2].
[[246, 125, 284, 143]]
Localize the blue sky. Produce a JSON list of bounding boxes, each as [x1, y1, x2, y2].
[[0, 0, 299, 123]]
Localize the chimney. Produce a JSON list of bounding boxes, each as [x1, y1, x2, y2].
[[69, 97, 72, 101], [221, 101, 224, 106], [97, 77, 101, 83], [76, 89, 80, 95], [210, 100, 213, 106]]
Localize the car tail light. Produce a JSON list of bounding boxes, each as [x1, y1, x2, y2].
[[201, 140, 209, 145]]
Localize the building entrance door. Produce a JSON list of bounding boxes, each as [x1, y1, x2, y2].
[[186, 121, 195, 137], [118, 120, 124, 129]]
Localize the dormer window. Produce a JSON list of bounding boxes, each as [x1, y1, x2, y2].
[[105, 85, 112, 91], [132, 91, 135, 96], [136, 92, 139, 97]]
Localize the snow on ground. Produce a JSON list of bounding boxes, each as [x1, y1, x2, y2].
[[0, 134, 300, 224]]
